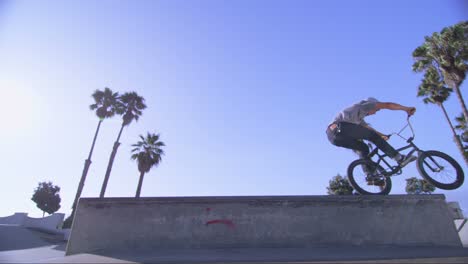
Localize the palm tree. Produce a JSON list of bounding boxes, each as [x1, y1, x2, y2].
[[73, 88, 122, 208], [131, 133, 165, 198], [412, 21, 468, 122], [454, 113, 468, 159], [99, 91, 147, 198], [455, 113, 467, 140], [417, 66, 468, 165], [64, 88, 122, 228]]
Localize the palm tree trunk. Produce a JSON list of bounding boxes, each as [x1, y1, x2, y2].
[[135, 171, 146, 198], [453, 85, 468, 123], [440, 103, 468, 166], [72, 120, 102, 212], [100, 124, 125, 198]]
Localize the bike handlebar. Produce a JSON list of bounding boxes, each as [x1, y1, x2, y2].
[[389, 115, 415, 142]]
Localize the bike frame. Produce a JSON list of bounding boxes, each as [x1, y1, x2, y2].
[[367, 117, 422, 176], [368, 138, 421, 176]]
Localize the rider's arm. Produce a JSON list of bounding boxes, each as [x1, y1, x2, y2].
[[376, 102, 416, 116]]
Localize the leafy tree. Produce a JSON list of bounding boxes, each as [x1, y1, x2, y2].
[[68, 88, 123, 227], [131, 132, 165, 198], [100, 91, 147, 197], [327, 174, 354, 195], [415, 66, 468, 165], [413, 21, 468, 122], [405, 177, 436, 194], [31, 181, 61, 217]]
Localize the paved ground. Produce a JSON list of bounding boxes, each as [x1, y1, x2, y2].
[[69, 246, 468, 263], [0, 244, 67, 263], [0, 225, 67, 263], [0, 225, 54, 251], [3, 225, 468, 263], [4, 244, 468, 263]]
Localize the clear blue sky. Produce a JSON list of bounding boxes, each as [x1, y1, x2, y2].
[[0, 0, 467, 218]]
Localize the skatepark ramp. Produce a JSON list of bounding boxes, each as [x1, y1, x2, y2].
[[66, 195, 461, 255]]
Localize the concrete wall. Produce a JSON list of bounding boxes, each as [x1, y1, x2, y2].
[[455, 219, 468, 247], [23, 213, 65, 233], [0, 213, 27, 225], [448, 202, 465, 219], [66, 195, 461, 255], [0, 213, 65, 234]]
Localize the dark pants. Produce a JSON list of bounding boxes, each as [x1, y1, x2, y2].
[[326, 122, 399, 160]]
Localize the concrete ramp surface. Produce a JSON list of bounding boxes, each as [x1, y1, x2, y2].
[[0, 225, 53, 251], [66, 195, 461, 255]]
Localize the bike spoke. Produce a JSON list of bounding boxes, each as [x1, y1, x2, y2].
[[422, 156, 457, 184]]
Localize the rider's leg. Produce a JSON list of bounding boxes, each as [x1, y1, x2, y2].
[[337, 122, 416, 167], [331, 136, 370, 158], [327, 131, 375, 175], [327, 124, 370, 157], [337, 122, 399, 158]]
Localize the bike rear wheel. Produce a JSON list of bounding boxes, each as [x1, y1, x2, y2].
[[347, 159, 392, 195], [417, 150, 464, 190]]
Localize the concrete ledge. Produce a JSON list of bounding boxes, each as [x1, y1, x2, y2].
[[0, 212, 65, 236], [66, 195, 461, 255], [23, 213, 65, 233], [0, 213, 27, 225]]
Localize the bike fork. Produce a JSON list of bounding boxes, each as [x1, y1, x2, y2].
[[422, 156, 444, 172]]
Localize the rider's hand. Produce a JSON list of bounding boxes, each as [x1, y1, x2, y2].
[[381, 135, 390, 141], [406, 107, 416, 116]]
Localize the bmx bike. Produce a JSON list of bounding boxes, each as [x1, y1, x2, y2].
[[347, 117, 465, 195]]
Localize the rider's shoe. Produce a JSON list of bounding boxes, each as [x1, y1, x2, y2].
[[363, 164, 385, 186], [397, 154, 417, 167], [366, 177, 385, 187]]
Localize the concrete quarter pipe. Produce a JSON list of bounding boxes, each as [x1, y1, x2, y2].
[[66, 194, 461, 255]]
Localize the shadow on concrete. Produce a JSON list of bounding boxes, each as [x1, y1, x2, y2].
[[0, 225, 66, 252], [0, 225, 53, 251], [52, 243, 66, 252], [79, 246, 468, 264]]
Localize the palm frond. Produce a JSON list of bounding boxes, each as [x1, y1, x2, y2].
[[89, 87, 121, 120], [417, 66, 452, 104], [120, 92, 147, 126], [130, 132, 166, 173], [413, 21, 468, 88]]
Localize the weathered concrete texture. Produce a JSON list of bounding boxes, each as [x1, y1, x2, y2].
[[66, 195, 461, 255], [455, 219, 468, 247]]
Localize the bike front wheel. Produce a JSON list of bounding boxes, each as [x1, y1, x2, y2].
[[417, 150, 464, 190], [347, 159, 392, 195]]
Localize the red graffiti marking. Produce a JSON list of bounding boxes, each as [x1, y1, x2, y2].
[[205, 219, 235, 229], [206, 208, 211, 212]]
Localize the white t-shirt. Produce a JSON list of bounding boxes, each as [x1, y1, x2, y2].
[[331, 98, 379, 126]]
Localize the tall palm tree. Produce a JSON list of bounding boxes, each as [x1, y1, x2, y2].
[[73, 88, 122, 208], [99, 91, 147, 198], [131, 133, 165, 198], [64, 88, 122, 228], [455, 113, 467, 139], [454, 113, 468, 159], [413, 21, 468, 121], [417, 67, 468, 165]]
